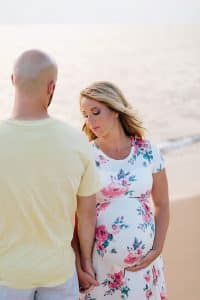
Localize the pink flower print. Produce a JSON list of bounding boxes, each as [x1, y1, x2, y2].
[[138, 191, 153, 226], [96, 201, 110, 216], [143, 213, 152, 224], [96, 225, 109, 242], [133, 143, 140, 155], [103, 270, 130, 298], [133, 138, 149, 154], [124, 252, 139, 265], [108, 271, 124, 289], [137, 138, 149, 149], [142, 140, 149, 149], [146, 289, 153, 298], [136, 248, 142, 255], [111, 271, 124, 283], [157, 269, 161, 277], [152, 265, 158, 285], [144, 274, 151, 282], [160, 291, 167, 300], [99, 155, 108, 165], [101, 181, 128, 198], [95, 225, 113, 257], [111, 216, 129, 235], [96, 241, 105, 251], [112, 224, 120, 234], [108, 280, 119, 289], [100, 202, 110, 210], [139, 190, 151, 202], [125, 238, 145, 265], [95, 155, 109, 168], [121, 178, 128, 186], [124, 247, 142, 265], [142, 202, 152, 223]]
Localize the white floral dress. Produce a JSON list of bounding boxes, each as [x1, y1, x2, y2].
[[80, 138, 167, 300]]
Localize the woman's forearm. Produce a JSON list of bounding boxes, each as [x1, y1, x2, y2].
[[152, 201, 170, 253], [78, 214, 96, 264], [76, 194, 97, 267]]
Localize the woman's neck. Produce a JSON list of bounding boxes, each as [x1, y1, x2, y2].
[[96, 127, 132, 157]]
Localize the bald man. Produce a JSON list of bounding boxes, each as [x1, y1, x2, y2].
[[0, 50, 100, 299]]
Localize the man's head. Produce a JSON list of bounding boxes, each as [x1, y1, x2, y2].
[[12, 49, 58, 107]]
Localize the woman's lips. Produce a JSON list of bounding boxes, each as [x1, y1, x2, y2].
[[92, 126, 100, 131]]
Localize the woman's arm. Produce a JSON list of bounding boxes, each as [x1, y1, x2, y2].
[[71, 213, 99, 290], [76, 194, 96, 272], [126, 169, 170, 272], [151, 169, 170, 252]]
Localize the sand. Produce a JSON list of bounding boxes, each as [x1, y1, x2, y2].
[[162, 142, 200, 299], [163, 195, 200, 300]]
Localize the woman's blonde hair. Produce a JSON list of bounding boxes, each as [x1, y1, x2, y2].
[[80, 81, 145, 141]]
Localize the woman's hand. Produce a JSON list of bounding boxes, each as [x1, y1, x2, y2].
[[78, 259, 99, 292], [78, 268, 99, 292], [125, 169, 170, 273], [125, 249, 161, 272]]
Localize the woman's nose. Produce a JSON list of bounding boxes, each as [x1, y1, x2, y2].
[[87, 114, 96, 125]]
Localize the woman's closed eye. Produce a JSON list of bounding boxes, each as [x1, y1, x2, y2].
[[82, 109, 100, 118], [93, 110, 100, 115]]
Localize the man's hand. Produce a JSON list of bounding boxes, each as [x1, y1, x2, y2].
[[78, 269, 99, 292], [125, 249, 161, 272]]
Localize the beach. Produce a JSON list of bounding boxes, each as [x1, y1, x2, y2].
[[163, 195, 200, 300], [163, 143, 200, 299], [0, 25, 199, 299]]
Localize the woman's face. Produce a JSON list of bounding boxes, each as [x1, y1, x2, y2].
[[80, 96, 118, 138]]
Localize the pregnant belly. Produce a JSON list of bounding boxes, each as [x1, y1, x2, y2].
[[93, 199, 155, 270]]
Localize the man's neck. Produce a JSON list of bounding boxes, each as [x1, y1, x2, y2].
[[11, 97, 49, 121]]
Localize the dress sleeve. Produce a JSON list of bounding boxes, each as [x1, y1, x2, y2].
[[151, 143, 165, 174]]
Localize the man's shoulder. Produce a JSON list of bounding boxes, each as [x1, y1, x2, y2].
[[53, 119, 88, 144]]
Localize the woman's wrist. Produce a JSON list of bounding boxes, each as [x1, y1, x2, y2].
[[151, 245, 163, 255]]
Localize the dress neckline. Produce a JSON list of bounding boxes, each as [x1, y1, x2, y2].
[[92, 136, 135, 162]]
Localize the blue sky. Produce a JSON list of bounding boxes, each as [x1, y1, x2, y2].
[[0, 0, 200, 24]]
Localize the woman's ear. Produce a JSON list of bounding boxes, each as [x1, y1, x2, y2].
[[114, 111, 119, 118]]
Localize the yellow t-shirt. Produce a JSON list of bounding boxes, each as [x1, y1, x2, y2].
[[0, 117, 100, 288]]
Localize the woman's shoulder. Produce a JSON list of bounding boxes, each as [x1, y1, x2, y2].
[[132, 137, 164, 171], [132, 137, 162, 157], [132, 136, 152, 149]]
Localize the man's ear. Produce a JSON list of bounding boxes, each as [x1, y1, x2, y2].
[[11, 74, 15, 85], [47, 80, 55, 96]]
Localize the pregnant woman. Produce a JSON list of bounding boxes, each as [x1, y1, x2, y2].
[[78, 81, 169, 299]]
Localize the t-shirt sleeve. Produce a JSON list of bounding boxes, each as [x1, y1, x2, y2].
[[151, 143, 165, 174], [77, 141, 101, 197]]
